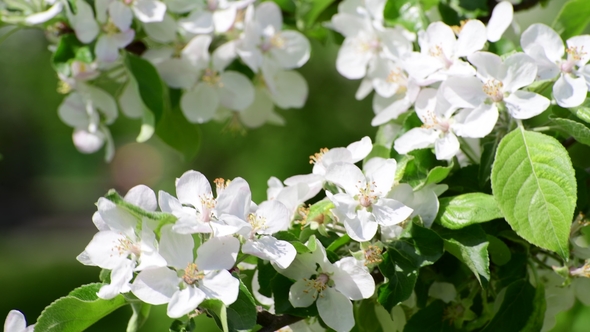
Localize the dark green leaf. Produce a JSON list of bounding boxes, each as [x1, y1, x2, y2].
[[127, 301, 151, 332], [552, 0, 590, 40], [438, 225, 490, 285], [200, 299, 229, 332], [404, 300, 455, 332], [257, 260, 277, 298], [52, 34, 93, 76], [271, 273, 318, 316], [378, 251, 419, 311], [481, 280, 537, 332], [296, 0, 335, 29], [479, 139, 498, 188], [34, 283, 127, 332], [355, 299, 381, 332], [226, 280, 257, 331], [435, 193, 503, 229], [125, 54, 165, 122], [486, 235, 511, 266]]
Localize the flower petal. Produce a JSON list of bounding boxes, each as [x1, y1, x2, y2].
[[159, 225, 195, 269], [434, 132, 460, 160], [200, 269, 240, 305], [196, 236, 240, 271], [132, 0, 167, 23], [143, 13, 177, 43], [4, 310, 27, 332], [487, 1, 513, 42], [504, 90, 551, 119], [553, 74, 588, 108], [179, 10, 214, 34], [176, 170, 212, 208], [317, 288, 355, 332], [521, 23, 564, 63], [243, 237, 296, 269], [72, 129, 105, 154], [452, 103, 498, 138], [343, 210, 378, 242], [324, 162, 365, 196], [219, 71, 255, 111], [167, 287, 206, 318], [503, 52, 537, 92], [394, 127, 438, 155], [181, 83, 220, 123], [289, 279, 318, 308], [455, 20, 487, 57], [333, 257, 375, 300], [131, 267, 179, 305]]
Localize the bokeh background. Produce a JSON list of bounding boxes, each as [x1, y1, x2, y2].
[[1, 0, 589, 330]]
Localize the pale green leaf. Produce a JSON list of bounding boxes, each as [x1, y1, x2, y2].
[[34, 283, 127, 332], [552, 0, 590, 40], [551, 116, 590, 146], [435, 193, 503, 229], [491, 128, 576, 259]]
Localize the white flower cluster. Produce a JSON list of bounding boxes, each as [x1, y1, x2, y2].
[[6, 0, 310, 160], [71, 136, 445, 331], [329, 0, 590, 161]]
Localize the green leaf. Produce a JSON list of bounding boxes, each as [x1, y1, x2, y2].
[[551, 116, 590, 146], [156, 89, 202, 160], [365, 122, 402, 161], [481, 280, 538, 332], [571, 105, 590, 124], [437, 225, 490, 285], [383, 0, 431, 31], [355, 299, 381, 332], [491, 128, 576, 259], [479, 139, 499, 188], [125, 54, 165, 122], [226, 280, 257, 331], [326, 234, 351, 252], [271, 273, 318, 317], [552, 0, 590, 40], [521, 283, 546, 332], [127, 302, 151, 332], [404, 300, 454, 332], [257, 260, 278, 298], [486, 235, 511, 266], [378, 222, 443, 310], [34, 283, 127, 332], [296, 0, 335, 29], [200, 299, 229, 332], [402, 149, 448, 189], [52, 34, 93, 76], [435, 193, 503, 229]]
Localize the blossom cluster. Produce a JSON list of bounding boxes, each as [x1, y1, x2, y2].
[[64, 135, 446, 331], [330, 0, 590, 161], [4, 0, 310, 160]]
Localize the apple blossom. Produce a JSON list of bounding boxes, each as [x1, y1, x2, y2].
[[521, 23, 590, 107], [178, 0, 252, 34], [274, 238, 375, 332], [324, 157, 413, 242], [131, 227, 240, 318], [3, 310, 33, 332]]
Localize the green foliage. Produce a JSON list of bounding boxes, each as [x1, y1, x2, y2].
[[491, 127, 576, 259], [34, 283, 127, 332], [52, 34, 93, 76], [125, 54, 165, 123], [437, 225, 490, 284], [225, 279, 258, 331], [435, 193, 503, 229], [551, 116, 590, 146], [552, 0, 590, 40], [383, 0, 432, 31]]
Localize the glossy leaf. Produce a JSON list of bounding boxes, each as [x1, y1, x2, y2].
[[226, 280, 257, 331], [200, 299, 229, 332], [551, 116, 590, 146], [435, 193, 503, 229], [481, 280, 539, 332], [438, 225, 490, 285], [491, 128, 575, 259], [552, 0, 590, 40], [34, 283, 127, 332]]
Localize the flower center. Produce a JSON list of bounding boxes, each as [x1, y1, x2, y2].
[[482, 79, 504, 102], [386, 68, 408, 93], [102, 20, 120, 36], [309, 148, 329, 164], [114, 237, 141, 258], [421, 110, 450, 132], [302, 273, 330, 298], [202, 68, 223, 87], [428, 45, 453, 68], [214, 178, 230, 196], [183, 263, 205, 285], [357, 181, 377, 208], [363, 245, 383, 265], [248, 213, 267, 234], [199, 194, 216, 223]]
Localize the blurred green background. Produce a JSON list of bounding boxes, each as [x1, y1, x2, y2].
[[1, 0, 589, 330]]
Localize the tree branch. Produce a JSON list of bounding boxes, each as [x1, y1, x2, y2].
[[256, 309, 304, 332]]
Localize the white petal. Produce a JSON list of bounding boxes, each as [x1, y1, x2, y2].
[[98, 259, 134, 299], [143, 13, 177, 43], [25, 2, 63, 25], [455, 20, 487, 57], [333, 257, 375, 300], [270, 31, 311, 69], [331, 13, 370, 37], [371, 93, 414, 126], [336, 37, 373, 79], [403, 52, 444, 81], [487, 1, 513, 42], [196, 236, 239, 271], [317, 288, 355, 332], [394, 127, 438, 155], [503, 52, 537, 92], [72, 129, 105, 153], [567, 36, 590, 66], [343, 210, 378, 242], [4, 310, 27, 332], [268, 70, 308, 109], [131, 267, 179, 305], [200, 270, 240, 305], [213, 7, 237, 33], [167, 287, 206, 318], [324, 162, 365, 196], [68, 0, 99, 43], [219, 71, 255, 111], [158, 58, 198, 89], [553, 74, 588, 108], [441, 76, 487, 109], [434, 132, 460, 160], [181, 35, 212, 70], [159, 224, 195, 269], [255, 1, 282, 32], [84, 85, 118, 124], [132, 0, 167, 23], [215, 177, 251, 218], [347, 136, 373, 162], [363, 157, 396, 196], [289, 279, 318, 308], [505, 90, 551, 119], [109, 2, 133, 31], [97, 198, 136, 235], [373, 198, 413, 226], [158, 190, 182, 213], [84, 231, 129, 269], [239, 87, 275, 128], [176, 170, 212, 208], [212, 41, 237, 72], [356, 78, 374, 100], [467, 51, 504, 80], [95, 35, 121, 63], [243, 237, 296, 269], [181, 84, 220, 123], [179, 10, 214, 34], [125, 184, 158, 211], [521, 23, 564, 63], [452, 103, 498, 138], [256, 200, 291, 234]]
